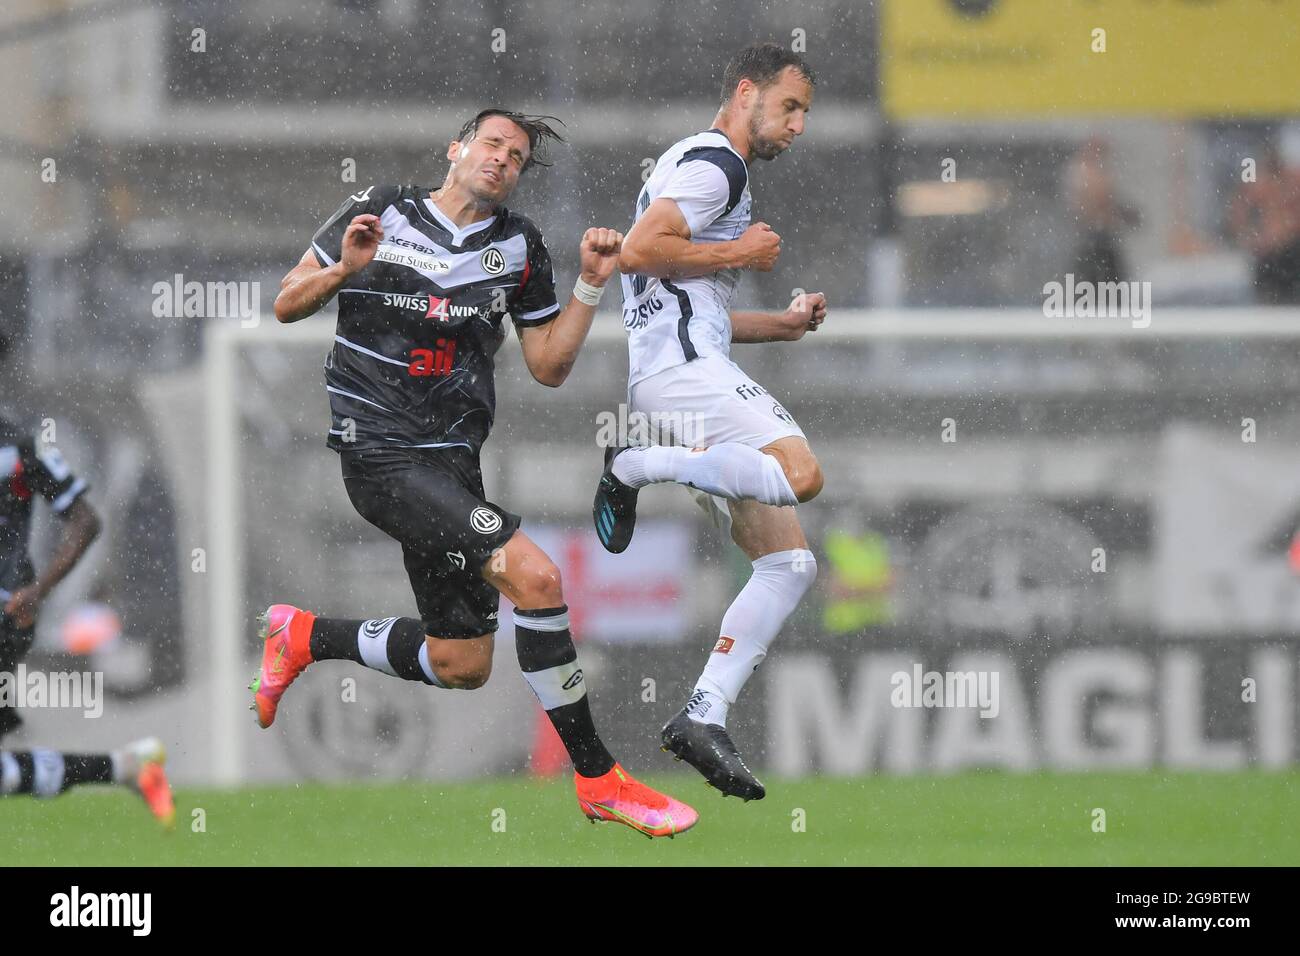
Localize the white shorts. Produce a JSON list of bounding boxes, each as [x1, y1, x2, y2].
[[627, 354, 806, 451]]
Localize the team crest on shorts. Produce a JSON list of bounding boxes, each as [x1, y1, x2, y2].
[[470, 507, 503, 534]]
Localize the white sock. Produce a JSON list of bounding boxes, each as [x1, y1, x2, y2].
[[0, 750, 64, 795], [613, 444, 798, 506], [0, 752, 18, 793], [693, 548, 818, 716], [29, 749, 64, 798], [684, 689, 730, 726]]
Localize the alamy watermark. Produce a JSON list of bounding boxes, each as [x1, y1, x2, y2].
[[50, 886, 150, 936], [595, 403, 705, 449], [0, 665, 103, 718], [890, 664, 999, 719], [151, 273, 261, 328], [1042, 273, 1152, 329]]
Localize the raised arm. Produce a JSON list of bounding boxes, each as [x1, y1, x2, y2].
[[618, 197, 780, 279], [517, 228, 622, 387], [274, 214, 383, 323]]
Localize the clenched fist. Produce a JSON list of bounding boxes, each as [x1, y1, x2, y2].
[[579, 227, 624, 286], [735, 222, 782, 272], [783, 291, 828, 339]]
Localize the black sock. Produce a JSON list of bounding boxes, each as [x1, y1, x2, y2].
[[0, 707, 23, 741], [308, 616, 438, 685], [515, 606, 616, 778], [62, 754, 114, 789], [308, 617, 367, 664], [0, 749, 109, 797]]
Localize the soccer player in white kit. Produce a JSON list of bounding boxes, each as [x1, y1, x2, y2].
[[592, 43, 826, 800]]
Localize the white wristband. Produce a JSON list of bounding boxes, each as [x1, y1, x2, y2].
[[573, 277, 605, 306]]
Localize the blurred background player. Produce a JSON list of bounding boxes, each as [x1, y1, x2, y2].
[[254, 109, 697, 839], [0, 415, 174, 827], [1228, 142, 1300, 304], [1062, 136, 1141, 286], [594, 43, 825, 800]]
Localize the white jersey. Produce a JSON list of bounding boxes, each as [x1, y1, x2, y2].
[[621, 128, 752, 387]]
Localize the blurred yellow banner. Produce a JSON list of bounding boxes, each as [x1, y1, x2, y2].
[[882, 0, 1300, 119]]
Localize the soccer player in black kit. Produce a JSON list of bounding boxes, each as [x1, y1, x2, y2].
[[0, 417, 174, 825], [253, 109, 698, 837]]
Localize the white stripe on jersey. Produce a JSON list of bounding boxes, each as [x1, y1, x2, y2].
[[410, 198, 498, 246], [325, 385, 393, 412], [621, 129, 752, 388], [516, 302, 560, 322], [380, 438, 472, 449], [38, 447, 72, 481], [51, 477, 86, 514], [334, 334, 408, 367], [364, 204, 528, 289], [312, 241, 336, 266], [325, 429, 470, 452]]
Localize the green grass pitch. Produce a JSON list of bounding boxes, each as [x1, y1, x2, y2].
[[2, 771, 1296, 866]]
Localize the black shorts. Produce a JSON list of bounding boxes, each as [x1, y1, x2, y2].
[[340, 446, 521, 638]]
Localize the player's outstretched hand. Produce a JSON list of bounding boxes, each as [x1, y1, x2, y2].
[[736, 222, 782, 272], [579, 227, 624, 286], [783, 291, 828, 340], [340, 214, 384, 275]]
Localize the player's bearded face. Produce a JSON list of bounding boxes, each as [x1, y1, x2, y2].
[[747, 93, 787, 161], [746, 72, 813, 162]]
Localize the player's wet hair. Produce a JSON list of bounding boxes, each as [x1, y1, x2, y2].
[[719, 43, 816, 105], [456, 108, 565, 173]]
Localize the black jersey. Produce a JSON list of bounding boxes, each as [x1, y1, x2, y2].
[[0, 418, 89, 597], [309, 184, 560, 456]]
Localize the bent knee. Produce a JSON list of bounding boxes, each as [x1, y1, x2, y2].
[[516, 561, 564, 609], [786, 458, 824, 503], [427, 643, 493, 689], [437, 656, 492, 690]]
